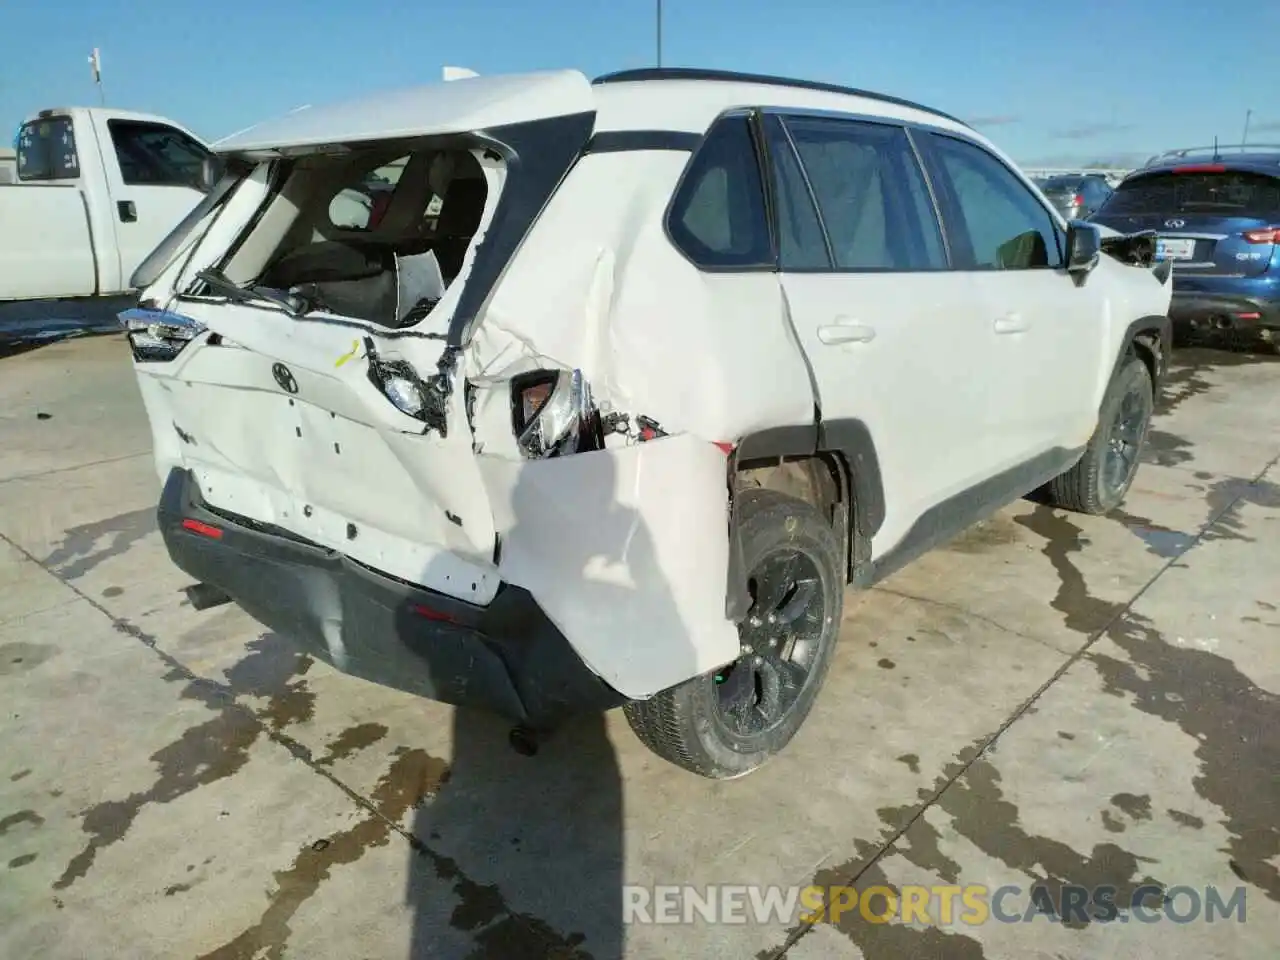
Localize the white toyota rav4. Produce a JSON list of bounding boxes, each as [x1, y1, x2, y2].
[[122, 68, 1173, 779]]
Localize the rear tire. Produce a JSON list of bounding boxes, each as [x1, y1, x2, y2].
[[623, 489, 844, 779], [1042, 351, 1154, 515]]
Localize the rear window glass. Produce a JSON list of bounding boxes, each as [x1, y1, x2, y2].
[[1102, 170, 1280, 216], [667, 115, 772, 268], [1038, 177, 1080, 192], [16, 117, 79, 181]]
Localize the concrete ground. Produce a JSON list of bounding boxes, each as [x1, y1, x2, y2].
[[1, 334, 1276, 960]]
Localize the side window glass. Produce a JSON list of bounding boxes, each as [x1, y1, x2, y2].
[[782, 117, 945, 271], [668, 115, 772, 268], [108, 121, 209, 188], [762, 115, 830, 269], [16, 118, 79, 181], [926, 134, 1063, 269], [328, 156, 410, 231]]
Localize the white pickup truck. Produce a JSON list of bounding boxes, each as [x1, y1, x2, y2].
[[0, 107, 213, 337]]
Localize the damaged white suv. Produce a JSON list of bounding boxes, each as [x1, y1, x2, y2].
[[122, 67, 1173, 779]]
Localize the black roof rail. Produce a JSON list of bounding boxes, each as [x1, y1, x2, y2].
[[592, 68, 968, 128]]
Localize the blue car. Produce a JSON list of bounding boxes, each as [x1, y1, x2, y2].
[[1091, 145, 1280, 343]]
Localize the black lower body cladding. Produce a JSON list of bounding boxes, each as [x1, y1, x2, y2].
[[158, 468, 625, 727]]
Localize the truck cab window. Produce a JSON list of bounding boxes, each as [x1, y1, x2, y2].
[[16, 118, 80, 181], [108, 120, 210, 189]]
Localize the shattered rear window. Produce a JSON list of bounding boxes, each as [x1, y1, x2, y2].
[[1103, 170, 1280, 216], [16, 117, 79, 181]]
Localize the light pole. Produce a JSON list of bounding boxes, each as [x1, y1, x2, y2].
[[656, 0, 663, 67]]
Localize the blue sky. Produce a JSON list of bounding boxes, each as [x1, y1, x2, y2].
[[2, 0, 1276, 166]]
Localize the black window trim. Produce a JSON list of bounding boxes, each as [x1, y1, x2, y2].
[[764, 110, 952, 275], [107, 118, 211, 190], [915, 128, 1067, 272]]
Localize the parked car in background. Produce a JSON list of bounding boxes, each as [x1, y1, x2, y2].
[[0, 107, 212, 335], [1091, 145, 1280, 343], [120, 66, 1172, 780], [1036, 173, 1113, 220]]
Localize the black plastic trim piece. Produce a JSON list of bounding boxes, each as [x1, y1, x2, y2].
[[1111, 314, 1172, 396], [818, 419, 886, 538], [866, 445, 1084, 587], [731, 419, 885, 538], [592, 68, 969, 128], [584, 130, 702, 153], [449, 110, 597, 347], [735, 424, 819, 462]]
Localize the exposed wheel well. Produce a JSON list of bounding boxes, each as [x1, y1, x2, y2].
[[733, 452, 866, 581], [1129, 331, 1161, 389]]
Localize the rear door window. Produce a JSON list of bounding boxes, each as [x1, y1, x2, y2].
[[762, 115, 830, 269], [922, 133, 1063, 270], [16, 117, 80, 181], [780, 116, 946, 271], [108, 120, 209, 188], [667, 115, 772, 268], [1102, 170, 1280, 217]]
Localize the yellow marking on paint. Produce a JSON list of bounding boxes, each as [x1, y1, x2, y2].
[[334, 339, 361, 368]]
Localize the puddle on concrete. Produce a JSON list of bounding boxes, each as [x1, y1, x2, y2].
[[0, 809, 45, 836], [758, 739, 1168, 958], [1090, 612, 1280, 904], [1109, 510, 1196, 559], [315, 722, 389, 766], [0, 642, 59, 676], [1014, 506, 1124, 635], [41, 508, 156, 581], [197, 746, 449, 960], [1142, 429, 1195, 468], [51, 634, 313, 891], [1201, 478, 1280, 546]]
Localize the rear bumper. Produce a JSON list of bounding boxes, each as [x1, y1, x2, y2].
[[158, 468, 625, 726], [1169, 288, 1280, 334]]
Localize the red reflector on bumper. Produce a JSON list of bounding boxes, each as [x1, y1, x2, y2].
[[411, 603, 458, 624], [713, 441, 734, 455], [181, 518, 223, 539], [1237, 312, 1262, 320]]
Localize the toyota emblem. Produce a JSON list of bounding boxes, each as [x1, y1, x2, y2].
[[1165, 218, 1186, 229], [272, 362, 299, 394]]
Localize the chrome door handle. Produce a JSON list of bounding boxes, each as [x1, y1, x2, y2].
[[993, 314, 1029, 334], [817, 322, 876, 345]]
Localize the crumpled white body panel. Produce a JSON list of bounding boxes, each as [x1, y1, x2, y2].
[[477, 434, 739, 699], [471, 150, 816, 443]]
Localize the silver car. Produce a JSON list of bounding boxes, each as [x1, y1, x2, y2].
[[1036, 174, 1113, 220]]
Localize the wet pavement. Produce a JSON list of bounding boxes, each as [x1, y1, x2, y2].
[[1, 335, 1277, 959]]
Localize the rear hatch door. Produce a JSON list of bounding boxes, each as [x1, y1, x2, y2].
[[1092, 166, 1280, 277], [130, 70, 597, 603]]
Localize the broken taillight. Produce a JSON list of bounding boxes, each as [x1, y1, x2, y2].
[[510, 368, 603, 458], [119, 307, 207, 363], [1242, 227, 1280, 244]]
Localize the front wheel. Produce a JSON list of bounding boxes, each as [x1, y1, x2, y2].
[[623, 489, 844, 779], [1042, 351, 1154, 515]]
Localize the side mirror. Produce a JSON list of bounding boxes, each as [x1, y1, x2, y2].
[[197, 154, 225, 193], [1065, 220, 1101, 283]]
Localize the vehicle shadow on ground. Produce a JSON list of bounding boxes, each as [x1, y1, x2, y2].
[[407, 710, 622, 958], [404, 446, 693, 959]]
